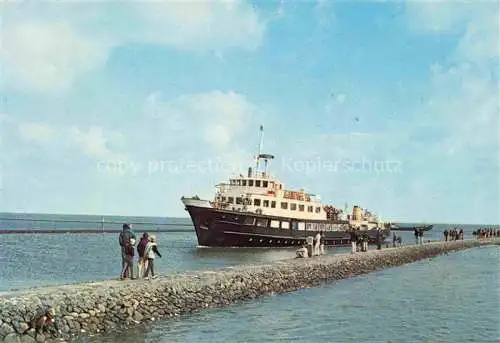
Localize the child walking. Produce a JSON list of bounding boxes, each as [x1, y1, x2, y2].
[[144, 235, 162, 280]]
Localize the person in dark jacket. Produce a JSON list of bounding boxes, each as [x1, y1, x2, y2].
[[418, 228, 424, 244], [120, 238, 135, 280], [349, 228, 358, 254], [376, 228, 382, 250], [137, 232, 149, 278], [119, 223, 136, 278]]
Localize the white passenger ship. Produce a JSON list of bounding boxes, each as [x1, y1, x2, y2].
[[181, 126, 390, 247]]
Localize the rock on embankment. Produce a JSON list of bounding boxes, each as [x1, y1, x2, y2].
[[0, 239, 498, 342]]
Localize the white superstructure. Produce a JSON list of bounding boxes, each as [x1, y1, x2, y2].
[[182, 126, 384, 230]]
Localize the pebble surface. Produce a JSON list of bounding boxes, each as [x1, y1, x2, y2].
[[1, 239, 498, 342]]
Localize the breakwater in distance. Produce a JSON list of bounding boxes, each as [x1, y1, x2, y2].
[[0, 239, 498, 343], [0, 228, 191, 235]]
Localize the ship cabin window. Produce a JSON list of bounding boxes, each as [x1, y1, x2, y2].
[[298, 222, 305, 230], [315, 207, 321, 213], [270, 220, 280, 228], [243, 217, 255, 225], [256, 180, 261, 187], [290, 203, 297, 211], [271, 201, 276, 208], [263, 200, 269, 207], [242, 180, 247, 186], [228, 197, 234, 204], [281, 202, 288, 210], [263, 181, 268, 188], [222, 197, 226, 202], [249, 180, 254, 187], [254, 199, 261, 206], [281, 221, 290, 229], [256, 218, 268, 227], [308, 206, 313, 212], [236, 197, 243, 205], [299, 204, 305, 212]]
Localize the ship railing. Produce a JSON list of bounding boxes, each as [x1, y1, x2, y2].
[[306, 223, 344, 232]]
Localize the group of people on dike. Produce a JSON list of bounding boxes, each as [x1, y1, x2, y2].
[[349, 227, 383, 253], [473, 228, 499, 239], [443, 228, 463, 241], [118, 223, 162, 280], [414, 228, 425, 245]]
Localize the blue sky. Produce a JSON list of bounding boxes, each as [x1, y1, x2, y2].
[[1, 0, 498, 224]]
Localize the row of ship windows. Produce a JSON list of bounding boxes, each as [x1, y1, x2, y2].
[[229, 179, 282, 189], [241, 217, 340, 231], [222, 196, 321, 213]]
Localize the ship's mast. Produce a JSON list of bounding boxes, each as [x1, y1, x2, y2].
[[255, 125, 264, 171]]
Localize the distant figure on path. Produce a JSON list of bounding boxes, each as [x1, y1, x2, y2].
[[144, 235, 162, 280], [376, 229, 382, 250], [414, 228, 419, 245], [137, 232, 150, 278], [393, 233, 397, 247], [119, 223, 136, 279], [444, 230, 449, 241], [418, 228, 424, 245]]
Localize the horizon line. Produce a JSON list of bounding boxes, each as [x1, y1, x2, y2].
[[0, 211, 498, 227]]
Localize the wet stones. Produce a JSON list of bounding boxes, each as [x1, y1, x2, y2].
[[0, 239, 498, 342]]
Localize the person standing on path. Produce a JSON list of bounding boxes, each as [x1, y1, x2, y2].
[[120, 237, 135, 280], [137, 232, 150, 278], [376, 228, 382, 250], [349, 228, 358, 254], [314, 232, 321, 256], [144, 235, 162, 280], [119, 223, 136, 278]]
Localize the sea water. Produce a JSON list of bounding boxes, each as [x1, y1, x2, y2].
[[88, 245, 499, 343]]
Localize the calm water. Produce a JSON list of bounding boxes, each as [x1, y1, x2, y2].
[[88, 245, 499, 343]]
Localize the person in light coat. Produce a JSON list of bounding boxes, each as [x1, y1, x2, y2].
[[143, 235, 162, 280], [314, 232, 321, 256]]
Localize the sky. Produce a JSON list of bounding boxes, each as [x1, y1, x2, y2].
[[0, 0, 499, 224]]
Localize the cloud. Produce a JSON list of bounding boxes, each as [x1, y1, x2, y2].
[[131, 0, 265, 51], [405, 0, 499, 65], [404, 0, 472, 34], [0, 1, 266, 93], [143, 90, 262, 151], [18, 123, 54, 142], [1, 20, 110, 93], [68, 126, 128, 162], [454, 9, 499, 65]]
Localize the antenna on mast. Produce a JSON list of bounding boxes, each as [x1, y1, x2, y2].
[[255, 125, 264, 170]]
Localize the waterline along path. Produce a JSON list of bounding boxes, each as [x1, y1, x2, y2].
[[0, 239, 498, 343]]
